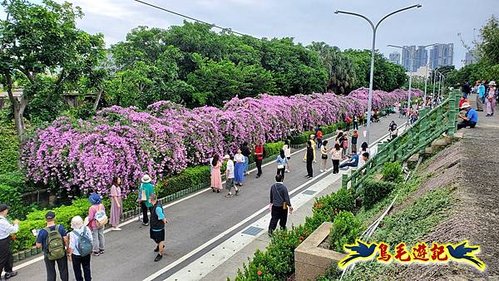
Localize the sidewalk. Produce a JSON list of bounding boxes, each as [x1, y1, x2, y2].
[[14, 115, 400, 281]]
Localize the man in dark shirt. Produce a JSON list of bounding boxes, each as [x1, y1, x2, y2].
[[35, 211, 69, 281], [268, 174, 293, 236], [149, 194, 167, 262]]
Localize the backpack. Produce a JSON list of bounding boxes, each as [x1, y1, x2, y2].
[[45, 225, 65, 260], [74, 228, 92, 257], [94, 205, 108, 227], [390, 123, 397, 131]]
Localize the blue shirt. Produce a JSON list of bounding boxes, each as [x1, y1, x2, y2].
[[466, 108, 478, 123], [36, 224, 67, 252], [152, 206, 165, 232], [276, 155, 287, 166], [478, 85, 485, 98]]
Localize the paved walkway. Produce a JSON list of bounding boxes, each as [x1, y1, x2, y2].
[[14, 114, 402, 281]]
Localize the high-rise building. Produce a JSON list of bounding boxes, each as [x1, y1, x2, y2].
[[389, 52, 401, 65], [401, 46, 416, 71], [464, 50, 476, 65], [429, 43, 454, 69], [400, 45, 429, 72]]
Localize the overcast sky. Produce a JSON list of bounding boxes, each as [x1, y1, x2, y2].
[[3, 0, 498, 68]]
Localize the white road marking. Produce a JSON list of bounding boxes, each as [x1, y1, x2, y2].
[[144, 130, 396, 281], [14, 122, 400, 273]]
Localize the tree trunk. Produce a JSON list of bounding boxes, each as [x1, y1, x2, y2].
[[5, 73, 27, 142], [93, 89, 103, 111]]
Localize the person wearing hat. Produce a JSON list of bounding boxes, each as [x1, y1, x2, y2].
[[486, 81, 497, 117], [458, 102, 478, 129], [87, 192, 106, 256], [139, 174, 155, 225], [35, 211, 69, 281], [0, 204, 19, 280]]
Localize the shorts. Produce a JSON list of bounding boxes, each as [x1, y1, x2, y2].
[[150, 228, 165, 243], [225, 178, 234, 191]]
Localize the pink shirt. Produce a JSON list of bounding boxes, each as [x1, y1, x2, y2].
[[88, 204, 105, 230]]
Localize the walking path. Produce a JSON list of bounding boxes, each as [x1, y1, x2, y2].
[[14, 115, 403, 281]]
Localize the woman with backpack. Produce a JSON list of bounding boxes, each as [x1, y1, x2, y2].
[[68, 216, 93, 281], [87, 193, 106, 256]]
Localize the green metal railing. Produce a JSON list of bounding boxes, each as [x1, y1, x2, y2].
[[341, 91, 460, 190]]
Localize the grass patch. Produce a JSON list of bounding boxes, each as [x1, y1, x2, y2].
[[336, 185, 454, 281]]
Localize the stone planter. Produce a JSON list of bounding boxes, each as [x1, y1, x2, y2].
[[294, 222, 345, 281]]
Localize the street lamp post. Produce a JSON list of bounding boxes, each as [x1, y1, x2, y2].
[[334, 4, 422, 144], [422, 43, 438, 107]]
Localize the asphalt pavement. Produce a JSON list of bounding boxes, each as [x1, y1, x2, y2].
[[13, 114, 401, 281]]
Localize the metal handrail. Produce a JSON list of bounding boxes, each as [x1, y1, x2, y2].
[[342, 90, 460, 190]]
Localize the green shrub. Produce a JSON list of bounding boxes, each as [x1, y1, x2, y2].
[[382, 162, 403, 183], [0, 124, 19, 174], [0, 171, 25, 191], [329, 211, 361, 253], [264, 141, 283, 158], [156, 166, 211, 198], [322, 124, 338, 135], [12, 198, 91, 252], [0, 184, 31, 219], [312, 187, 355, 220], [360, 178, 396, 209], [290, 131, 313, 145]]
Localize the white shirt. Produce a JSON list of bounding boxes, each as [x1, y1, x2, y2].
[[234, 154, 245, 163], [283, 145, 291, 158], [226, 160, 235, 179], [331, 149, 342, 160], [0, 215, 19, 240], [69, 226, 93, 256]]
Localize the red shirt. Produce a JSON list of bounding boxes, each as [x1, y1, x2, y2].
[[254, 145, 264, 160]]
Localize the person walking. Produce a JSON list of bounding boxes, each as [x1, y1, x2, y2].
[[283, 139, 291, 173], [139, 174, 154, 225], [87, 193, 106, 256], [320, 140, 330, 172], [234, 149, 245, 186], [36, 211, 69, 281], [241, 142, 251, 175], [477, 80, 486, 111], [351, 130, 358, 154], [149, 194, 167, 262], [67, 216, 92, 281], [305, 141, 314, 178], [276, 149, 288, 180], [254, 142, 264, 178], [486, 81, 497, 117], [210, 154, 223, 193], [353, 116, 359, 130], [331, 143, 342, 174], [0, 204, 18, 280], [109, 177, 122, 231], [224, 155, 239, 198], [267, 174, 293, 236]]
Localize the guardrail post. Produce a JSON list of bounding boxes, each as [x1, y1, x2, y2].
[[341, 174, 348, 189], [447, 91, 459, 136]]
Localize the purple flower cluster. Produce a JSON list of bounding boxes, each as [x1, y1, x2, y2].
[[22, 88, 416, 194]]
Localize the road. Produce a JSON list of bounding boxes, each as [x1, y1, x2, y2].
[[13, 114, 401, 281]]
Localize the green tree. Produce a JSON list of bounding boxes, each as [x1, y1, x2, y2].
[[344, 49, 407, 91], [0, 0, 105, 140], [477, 16, 499, 64], [308, 42, 357, 94]]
